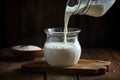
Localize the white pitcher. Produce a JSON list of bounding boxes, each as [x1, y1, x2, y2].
[[66, 0, 116, 17]]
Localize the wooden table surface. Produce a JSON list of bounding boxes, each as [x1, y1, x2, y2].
[[0, 48, 120, 80]]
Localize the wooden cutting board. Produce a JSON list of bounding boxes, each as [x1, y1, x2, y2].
[[21, 59, 111, 75]]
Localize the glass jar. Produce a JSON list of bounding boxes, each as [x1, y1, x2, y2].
[[43, 27, 81, 67], [66, 0, 116, 17]]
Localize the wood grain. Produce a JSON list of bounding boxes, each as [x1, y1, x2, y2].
[[0, 48, 120, 80], [21, 59, 111, 75], [45, 73, 77, 80]]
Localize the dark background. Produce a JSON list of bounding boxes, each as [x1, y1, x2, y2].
[[0, 0, 120, 48]]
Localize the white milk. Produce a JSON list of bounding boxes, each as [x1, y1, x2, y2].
[[44, 4, 81, 67], [44, 42, 81, 66], [43, 0, 116, 67], [64, 5, 77, 43]]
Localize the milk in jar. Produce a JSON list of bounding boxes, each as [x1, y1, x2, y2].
[[44, 42, 81, 66], [44, 28, 81, 67], [43, 0, 81, 67]]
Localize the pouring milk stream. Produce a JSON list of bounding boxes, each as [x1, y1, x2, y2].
[[64, 0, 116, 43], [43, 0, 116, 67]]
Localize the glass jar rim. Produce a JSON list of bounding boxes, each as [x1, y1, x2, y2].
[[44, 27, 81, 34]]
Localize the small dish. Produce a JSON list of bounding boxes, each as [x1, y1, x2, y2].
[[11, 45, 43, 60]]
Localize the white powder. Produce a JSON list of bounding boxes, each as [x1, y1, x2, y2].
[[14, 45, 42, 51], [44, 42, 81, 66]]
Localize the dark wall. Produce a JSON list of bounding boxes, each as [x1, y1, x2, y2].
[[0, 0, 120, 48]]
